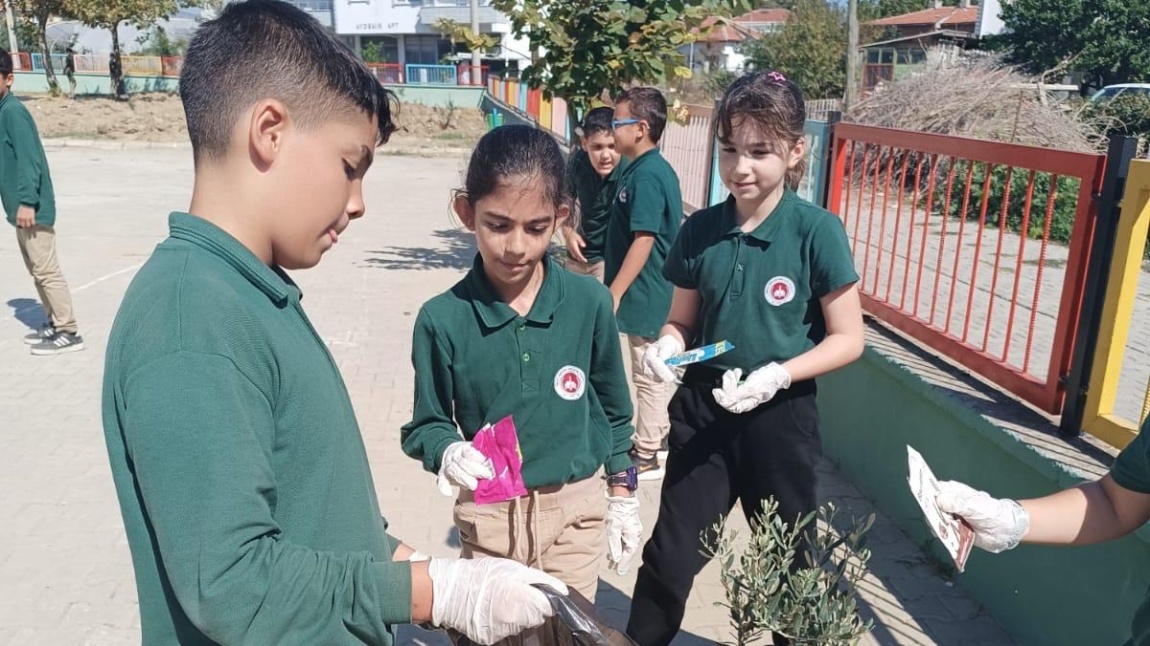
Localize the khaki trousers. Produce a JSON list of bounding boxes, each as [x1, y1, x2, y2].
[[625, 334, 673, 456], [16, 226, 78, 334], [454, 474, 607, 602]]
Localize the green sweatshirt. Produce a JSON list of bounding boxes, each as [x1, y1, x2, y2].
[[0, 93, 56, 227], [102, 213, 411, 645]]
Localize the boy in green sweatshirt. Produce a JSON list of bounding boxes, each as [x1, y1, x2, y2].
[[0, 49, 84, 355], [101, 3, 565, 645]]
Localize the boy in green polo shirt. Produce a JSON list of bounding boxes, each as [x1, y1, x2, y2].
[[402, 126, 643, 602], [937, 414, 1150, 646], [562, 106, 628, 282], [101, 3, 564, 645], [604, 86, 683, 480], [0, 49, 85, 355]]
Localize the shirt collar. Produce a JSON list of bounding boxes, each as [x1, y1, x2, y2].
[[466, 253, 565, 328], [720, 189, 796, 243], [168, 212, 298, 306], [624, 148, 660, 175]]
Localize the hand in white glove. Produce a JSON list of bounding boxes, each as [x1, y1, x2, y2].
[[642, 335, 684, 384], [606, 495, 642, 575], [437, 441, 495, 497], [936, 480, 1029, 553], [712, 363, 792, 414], [428, 557, 568, 645]]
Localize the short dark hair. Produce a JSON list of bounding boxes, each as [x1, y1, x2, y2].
[[581, 106, 614, 138], [615, 87, 667, 143], [715, 70, 807, 190], [462, 125, 566, 208], [0, 47, 12, 76], [180, 0, 397, 164]]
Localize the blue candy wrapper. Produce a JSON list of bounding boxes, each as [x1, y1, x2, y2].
[[664, 341, 734, 367]]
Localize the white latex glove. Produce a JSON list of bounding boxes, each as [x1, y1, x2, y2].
[[606, 495, 642, 575], [936, 480, 1030, 553], [428, 557, 568, 645], [712, 363, 792, 414], [437, 441, 495, 497], [641, 335, 684, 384]]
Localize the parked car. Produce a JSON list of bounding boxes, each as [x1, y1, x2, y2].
[[1089, 83, 1150, 103]]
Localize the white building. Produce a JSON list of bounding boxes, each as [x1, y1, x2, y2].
[[329, 0, 530, 73]]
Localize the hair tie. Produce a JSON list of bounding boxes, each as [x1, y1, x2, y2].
[[767, 71, 787, 84]]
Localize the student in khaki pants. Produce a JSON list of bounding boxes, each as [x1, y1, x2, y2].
[[402, 128, 643, 606], [0, 52, 84, 355], [604, 87, 683, 480]]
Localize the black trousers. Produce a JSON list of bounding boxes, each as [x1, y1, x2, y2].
[[626, 368, 822, 646]]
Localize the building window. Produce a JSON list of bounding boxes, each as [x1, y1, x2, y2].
[[362, 36, 400, 63], [404, 35, 452, 65], [284, 0, 333, 11]]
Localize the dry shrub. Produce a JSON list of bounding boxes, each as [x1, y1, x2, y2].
[[846, 55, 1103, 153]]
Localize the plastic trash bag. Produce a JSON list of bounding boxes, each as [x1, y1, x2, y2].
[[450, 586, 638, 646]]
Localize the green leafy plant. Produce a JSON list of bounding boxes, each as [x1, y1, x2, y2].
[[361, 39, 385, 64], [926, 162, 1083, 245], [490, 0, 752, 117], [12, 0, 67, 94], [703, 498, 874, 646], [741, 0, 848, 99]]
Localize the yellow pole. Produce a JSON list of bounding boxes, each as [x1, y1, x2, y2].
[[1083, 160, 1150, 448]]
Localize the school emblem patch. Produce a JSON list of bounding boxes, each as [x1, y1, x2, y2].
[[764, 276, 796, 306], [554, 366, 586, 401], [618, 187, 628, 204]]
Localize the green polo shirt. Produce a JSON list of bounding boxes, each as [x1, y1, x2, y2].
[[0, 93, 57, 227], [1110, 417, 1150, 646], [604, 148, 683, 338], [102, 213, 410, 646], [566, 150, 629, 263], [401, 254, 635, 488], [663, 192, 859, 372]]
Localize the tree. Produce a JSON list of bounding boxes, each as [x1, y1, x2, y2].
[[743, 0, 847, 98], [63, 0, 180, 98], [11, 0, 65, 94], [489, 0, 753, 118], [993, 0, 1150, 91]]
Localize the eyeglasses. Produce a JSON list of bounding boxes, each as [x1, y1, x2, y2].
[[611, 118, 641, 130]]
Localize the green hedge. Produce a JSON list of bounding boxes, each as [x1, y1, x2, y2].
[[926, 162, 1082, 244]]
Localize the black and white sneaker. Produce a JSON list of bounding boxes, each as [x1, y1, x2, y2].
[[30, 331, 86, 356], [23, 323, 55, 345]]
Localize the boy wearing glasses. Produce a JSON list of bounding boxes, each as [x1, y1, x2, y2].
[[604, 87, 683, 480]]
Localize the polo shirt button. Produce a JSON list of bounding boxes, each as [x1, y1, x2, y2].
[[522, 353, 531, 362]]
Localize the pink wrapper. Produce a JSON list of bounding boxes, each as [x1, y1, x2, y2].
[[471, 415, 528, 504]]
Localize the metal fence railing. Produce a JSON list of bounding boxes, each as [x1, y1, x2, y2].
[[827, 124, 1108, 414], [405, 64, 457, 86], [806, 98, 842, 122], [29, 53, 68, 72], [661, 104, 715, 213], [486, 77, 571, 146], [12, 52, 488, 88], [72, 54, 110, 74]]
